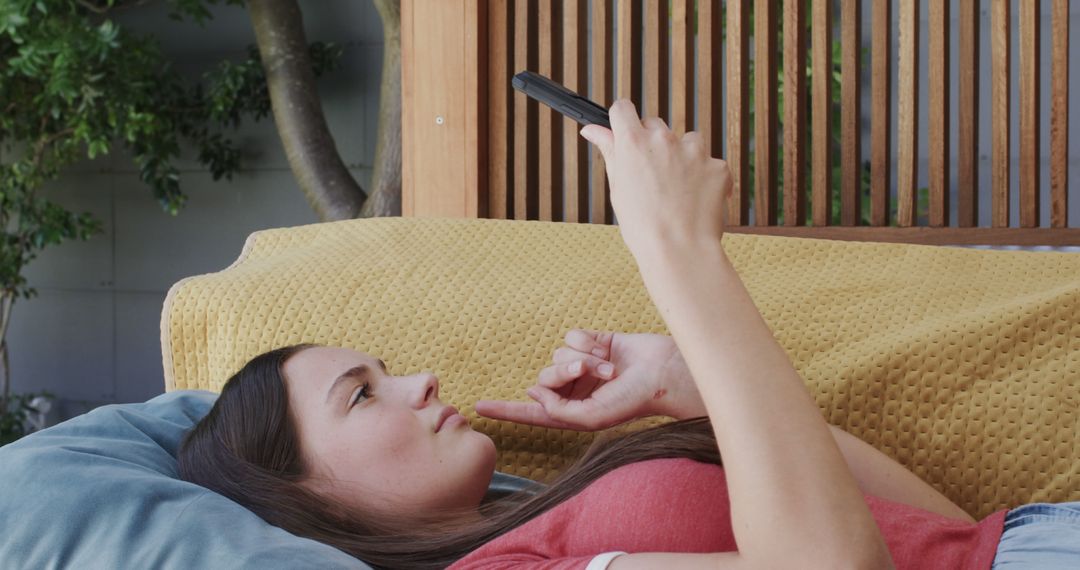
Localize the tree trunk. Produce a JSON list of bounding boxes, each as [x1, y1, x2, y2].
[[0, 292, 14, 414], [360, 0, 402, 218], [248, 0, 366, 221]]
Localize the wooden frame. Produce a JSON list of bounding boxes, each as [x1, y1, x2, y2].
[[402, 0, 1078, 246]]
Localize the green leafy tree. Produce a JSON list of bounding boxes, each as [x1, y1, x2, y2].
[[0, 0, 343, 443]]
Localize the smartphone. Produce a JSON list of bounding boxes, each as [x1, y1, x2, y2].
[[511, 71, 611, 129]]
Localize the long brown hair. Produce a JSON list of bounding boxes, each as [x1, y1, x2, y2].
[[178, 344, 722, 570]]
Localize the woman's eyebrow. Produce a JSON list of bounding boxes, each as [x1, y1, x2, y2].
[[323, 360, 389, 405], [325, 365, 374, 405]]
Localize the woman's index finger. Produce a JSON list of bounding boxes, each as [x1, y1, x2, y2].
[[608, 99, 643, 136], [473, 399, 571, 430]]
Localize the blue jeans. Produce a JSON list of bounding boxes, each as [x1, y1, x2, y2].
[[990, 501, 1080, 569]]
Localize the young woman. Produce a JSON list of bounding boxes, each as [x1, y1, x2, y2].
[[178, 100, 1079, 569]]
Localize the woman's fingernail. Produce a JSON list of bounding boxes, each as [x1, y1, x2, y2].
[[592, 348, 606, 358], [598, 363, 614, 377]]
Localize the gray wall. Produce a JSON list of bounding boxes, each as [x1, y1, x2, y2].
[[9, 0, 384, 420]]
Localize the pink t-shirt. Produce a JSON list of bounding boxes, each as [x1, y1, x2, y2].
[[449, 457, 1006, 570]]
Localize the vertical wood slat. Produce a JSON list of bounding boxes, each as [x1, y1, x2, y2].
[[617, 0, 642, 105], [401, 0, 415, 216], [928, 1, 949, 226], [401, 0, 483, 218], [896, 0, 918, 227], [563, 0, 588, 223], [670, 0, 693, 136], [537, 0, 563, 222], [840, 0, 861, 226], [783, 0, 806, 227], [755, 0, 778, 226], [698, 0, 722, 158], [1051, 0, 1069, 228], [871, 0, 891, 226], [991, 0, 1010, 228], [487, 0, 510, 219], [957, 0, 979, 228], [726, 0, 750, 226], [644, 0, 669, 122], [812, 0, 832, 226], [464, 0, 485, 219], [1019, 0, 1040, 228], [513, 0, 537, 220], [590, 0, 613, 225]]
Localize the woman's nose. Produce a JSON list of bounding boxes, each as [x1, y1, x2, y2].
[[409, 372, 439, 408]]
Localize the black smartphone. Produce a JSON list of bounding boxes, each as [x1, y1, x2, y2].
[[511, 70, 611, 129]]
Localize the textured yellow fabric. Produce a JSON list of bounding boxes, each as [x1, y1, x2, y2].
[[161, 216, 1079, 519]]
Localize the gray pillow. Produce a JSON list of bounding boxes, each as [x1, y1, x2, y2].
[[0, 390, 368, 568], [0, 390, 545, 568]]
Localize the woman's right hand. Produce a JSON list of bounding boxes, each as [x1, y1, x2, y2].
[[474, 329, 706, 431], [579, 99, 731, 265]]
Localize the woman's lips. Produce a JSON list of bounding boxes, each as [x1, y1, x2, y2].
[[439, 413, 467, 432], [436, 406, 461, 432]]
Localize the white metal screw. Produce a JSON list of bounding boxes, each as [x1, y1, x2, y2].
[[435, 115, 444, 125]]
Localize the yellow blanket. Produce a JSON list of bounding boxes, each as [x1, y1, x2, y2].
[[161, 217, 1079, 519]]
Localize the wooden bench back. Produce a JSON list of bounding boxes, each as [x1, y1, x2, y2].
[[402, 0, 1078, 245]]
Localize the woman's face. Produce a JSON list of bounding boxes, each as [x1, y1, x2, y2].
[[282, 346, 497, 517]]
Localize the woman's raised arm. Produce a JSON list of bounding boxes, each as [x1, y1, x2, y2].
[[580, 100, 894, 569]]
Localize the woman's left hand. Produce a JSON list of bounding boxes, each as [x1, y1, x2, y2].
[[474, 329, 690, 431]]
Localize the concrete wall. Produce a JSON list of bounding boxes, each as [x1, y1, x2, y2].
[[8, 0, 384, 420]]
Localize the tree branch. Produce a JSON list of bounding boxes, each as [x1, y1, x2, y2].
[[75, 0, 150, 15], [32, 128, 75, 170], [247, 0, 365, 221], [75, 0, 109, 14], [359, 0, 402, 218]]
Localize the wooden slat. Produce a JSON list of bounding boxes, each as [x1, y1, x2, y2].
[[957, 0, 979, 227], [726, 0, 750, 226], [563, 0, 588, 223], [590, 0, 613, 225], [464, 0, 484, 219], [487, 0, 510, 219], [928, 0, 949, 227], [1051, 0, 1069, 228], [896, 0, 918, 227], [644, 0, 668, 122], [812, 0, 832, 226], [670, 0, 692, 136], [840, 0, 860, 226], [1019, 0, 1040, 228], [991, 0, 1009, 228], [617, 0, 642, 105], [698, 0, 722, 157], [513, 0, 538, 220], [401, 0, 415, 215], [401, 0, 481, 218], [871, 0, 891, 226], [783, 0, 806, 227], [537, 0, 563, 222], [725, 227, 1080, 246], [755, 0, 778, 226]]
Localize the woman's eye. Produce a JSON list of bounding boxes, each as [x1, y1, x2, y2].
[[349, 383, 372, 408]]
